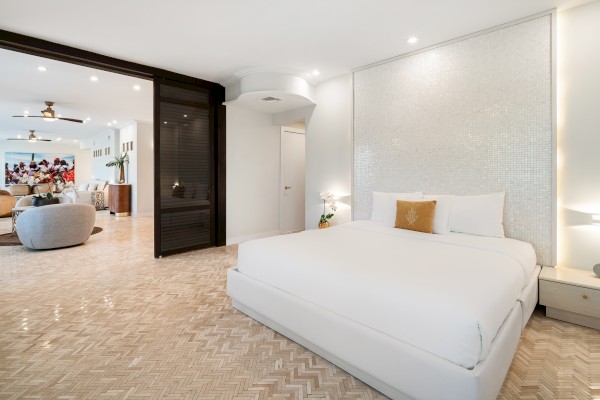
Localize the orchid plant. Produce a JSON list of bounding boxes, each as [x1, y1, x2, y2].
[[319, 192, 337, 224]]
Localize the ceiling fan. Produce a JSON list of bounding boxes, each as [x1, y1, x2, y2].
[[6, 130, 51, 142], [12, 101, 83, 123]]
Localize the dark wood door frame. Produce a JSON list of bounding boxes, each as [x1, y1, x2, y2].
[[0, 29, 227, 252]]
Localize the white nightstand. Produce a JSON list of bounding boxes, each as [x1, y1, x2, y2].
[[539, 266, 600, 330]]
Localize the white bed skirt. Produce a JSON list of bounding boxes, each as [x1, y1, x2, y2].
[[228, 267, 538, 400]]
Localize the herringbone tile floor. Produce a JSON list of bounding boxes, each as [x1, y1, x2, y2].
[[0, 213, 599, 399]]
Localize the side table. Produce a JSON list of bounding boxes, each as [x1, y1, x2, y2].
[[539, 266, 600, 330], [12, 206, 33, 233]]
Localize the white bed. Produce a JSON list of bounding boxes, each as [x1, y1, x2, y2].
[[227, 220, 540, 399]]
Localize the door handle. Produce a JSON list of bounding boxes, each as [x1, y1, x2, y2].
[[284, 186, 292, 189]]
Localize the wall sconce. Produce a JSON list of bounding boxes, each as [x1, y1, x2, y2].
[[592, 215, 600, 226]]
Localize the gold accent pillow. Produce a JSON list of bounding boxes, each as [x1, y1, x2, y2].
[[394, 200, 437, 233]]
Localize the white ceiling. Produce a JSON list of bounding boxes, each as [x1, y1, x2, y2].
[[0, 48, 153, 142], [0, 0, 594, 138], [0, 0, 593, 87]]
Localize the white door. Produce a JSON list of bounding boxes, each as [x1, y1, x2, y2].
[[280, 127, 305, 233]]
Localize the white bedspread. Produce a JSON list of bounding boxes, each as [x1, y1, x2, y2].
[[236, 220, 536, 369]]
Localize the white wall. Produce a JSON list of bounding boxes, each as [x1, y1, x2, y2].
[[305, 74, 353, 229], [117, 121, 154, 217], [1, 141, 90, 189], [81, 129, 119, 182], [226, 104, 281, 243], [136, 122, 154, 216], [557, 0, 600, 270]]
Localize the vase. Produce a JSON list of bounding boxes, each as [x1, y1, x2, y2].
[[319, 220, 330, 229], [32, 197, 60, 207]]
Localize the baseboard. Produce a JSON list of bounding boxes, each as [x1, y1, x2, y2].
[[226, 230, 280, 245]]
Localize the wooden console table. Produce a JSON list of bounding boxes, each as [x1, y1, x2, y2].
[[108, 184, 131, 217]]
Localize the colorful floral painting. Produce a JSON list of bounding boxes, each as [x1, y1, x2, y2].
[[4, 152, 75, 187]]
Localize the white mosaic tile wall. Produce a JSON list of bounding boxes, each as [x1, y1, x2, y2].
[[353, 15, 554, 265]]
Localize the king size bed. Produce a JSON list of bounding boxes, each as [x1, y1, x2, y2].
[[227, 193, 542, 399]]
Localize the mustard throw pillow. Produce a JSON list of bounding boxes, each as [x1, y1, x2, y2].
[[394, 200, 437, 233]]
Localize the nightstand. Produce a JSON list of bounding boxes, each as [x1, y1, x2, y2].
[[539, 266, 600, 330]]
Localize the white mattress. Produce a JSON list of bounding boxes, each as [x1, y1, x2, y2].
[[237, 220, 536, 369]]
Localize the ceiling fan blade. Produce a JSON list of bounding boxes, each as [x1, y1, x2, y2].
[[12, 115, 44, 118], [38, 139, 52, 142], [6, 138, 27, 140], [57, 117, 83, 123]]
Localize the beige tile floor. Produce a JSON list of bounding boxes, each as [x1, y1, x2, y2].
[[0, 212, 599, 399]]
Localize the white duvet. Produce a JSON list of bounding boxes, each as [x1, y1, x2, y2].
[[236, 220, 536, 369]]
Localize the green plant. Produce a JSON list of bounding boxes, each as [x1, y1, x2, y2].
[[319, 192, 337, 223], [106, 151, 129, 183]]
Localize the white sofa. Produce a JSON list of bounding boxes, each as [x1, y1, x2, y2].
[[16, 203, 96, 250], [64, 179, 109, 210]]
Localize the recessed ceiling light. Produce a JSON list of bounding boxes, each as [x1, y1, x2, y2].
[[163, 121, 168, 124], [57, 114, 62, 118], [23, 110, 29, 115], [112, 120, 117, 124], [133, 85, 141, 91], [86, 117, 91, 121], [108, 123, 112, 126], [17, 134, 21, 139], [74, 139, 78, 143], [312, 70, 320, 76], [37, 66, 47, 72], [38, 136, 42, 139], [56, 137, 61, 141], [407, 36, 418, 44], [90, 76, 98, 82], [183, 114, 187, 118]]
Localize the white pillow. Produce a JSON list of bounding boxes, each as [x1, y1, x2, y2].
[[78, 183, 88, 191], [96, 181, 107, 191], [88, 183, 98, 191], [423, 194, 455, 235], [371, 191, 390, 223], [450, 192, 505, 238], [371, 191, 424, 227]]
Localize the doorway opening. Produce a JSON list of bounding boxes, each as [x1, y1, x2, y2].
[[0, 29, 226, 257], [280, 122, 305, 234]]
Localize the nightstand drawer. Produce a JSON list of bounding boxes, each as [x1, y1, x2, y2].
[[540, 280, 600, 319]]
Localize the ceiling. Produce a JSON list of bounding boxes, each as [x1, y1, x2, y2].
[[0, 0, 594, 87], [0, 48, 153, 142], [0, 0, 594, 138]]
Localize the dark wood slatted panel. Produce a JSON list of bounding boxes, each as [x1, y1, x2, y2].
[[160, 84, 209, 104], [160, 210, 210, 251], [158, 83, 213, 254]]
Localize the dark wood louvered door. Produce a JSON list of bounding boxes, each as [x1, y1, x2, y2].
[[154, 81, 219, 257]]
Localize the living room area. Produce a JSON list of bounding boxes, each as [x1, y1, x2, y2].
[[0, 47, 153, 249]]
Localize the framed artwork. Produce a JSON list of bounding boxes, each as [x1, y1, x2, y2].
[[5, 152, 75, 185]]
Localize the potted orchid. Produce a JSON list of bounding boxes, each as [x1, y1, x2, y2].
[[319, 192, 337, 229]]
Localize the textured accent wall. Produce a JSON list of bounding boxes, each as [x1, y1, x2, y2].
[[353, 15, 554, 265]]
